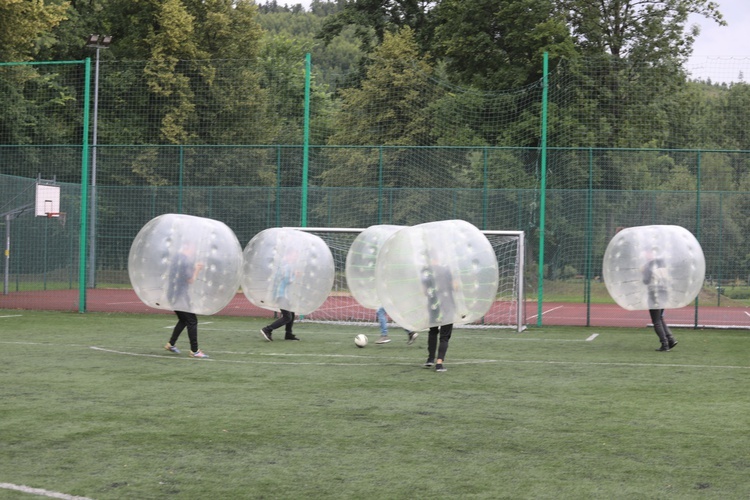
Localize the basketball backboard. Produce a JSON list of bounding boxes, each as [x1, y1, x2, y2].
[[35, 183, 60, 217]]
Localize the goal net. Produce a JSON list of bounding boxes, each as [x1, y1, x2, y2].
[[292, 228, 526, 332]]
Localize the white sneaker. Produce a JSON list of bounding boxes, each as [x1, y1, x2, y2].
[[164, 343, 181, 354], [375, 336, 391, 344], [190, 349, 209, 359]]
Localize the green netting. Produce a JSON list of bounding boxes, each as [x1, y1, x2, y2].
[[1, 55, 749, 327]]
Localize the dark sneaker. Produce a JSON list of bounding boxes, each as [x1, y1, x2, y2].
[[407, 332, 418, 345], [435, 363, 447, 372], [285, 334, 300, 341], [260, 328, 273, 341], [668, 339, 678, 349], [424, 359, 435, 368], [656, 345, 670, 352]]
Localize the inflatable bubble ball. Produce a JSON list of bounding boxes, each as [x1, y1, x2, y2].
[[241, 228, 335, 315], [602, 225, 705, 311], [375, 220, 499, 332], [128, 214, 243, 315], [345, 225, 405, 310]]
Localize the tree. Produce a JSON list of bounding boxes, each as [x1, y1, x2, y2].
[[431, 0, 576, 89], [559, 0, 725, 62], [316, 0, 433, 54], [316, 27, 447, 224], [0, 0, 69, 62], [543, 1, 727, 152], [325, 27, 437, 149], [0, 1, 77, 182]]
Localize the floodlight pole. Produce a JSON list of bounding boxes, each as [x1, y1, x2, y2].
[[85, 34, 112, 288]]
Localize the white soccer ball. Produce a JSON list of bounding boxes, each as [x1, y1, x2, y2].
[[354, 334, 368, 348]]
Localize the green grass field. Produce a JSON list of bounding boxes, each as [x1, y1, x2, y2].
[[2, 310, 749, 499]]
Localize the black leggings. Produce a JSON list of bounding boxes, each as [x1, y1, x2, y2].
[[427, 324, 453, 361], [170, 310, 199, 352], [649, 309, 674, 344], [266, 309, 295, 334]]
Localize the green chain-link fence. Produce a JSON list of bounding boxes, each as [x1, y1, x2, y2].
[[2, 55, 749, 327]]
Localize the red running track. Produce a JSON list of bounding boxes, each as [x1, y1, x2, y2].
[[1, 288, 749, 328]]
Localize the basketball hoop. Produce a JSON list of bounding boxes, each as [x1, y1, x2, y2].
[[45, 212, 67, 228]]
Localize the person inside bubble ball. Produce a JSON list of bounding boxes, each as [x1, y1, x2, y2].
[[642, 248, 678, 352], [164, 241, 209, 358], [260, 249, 300, 341], [421, 257, 456, 372], [375, 306, 418, 345]]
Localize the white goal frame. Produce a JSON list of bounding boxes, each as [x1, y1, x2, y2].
[[290, 227, 526, 332]]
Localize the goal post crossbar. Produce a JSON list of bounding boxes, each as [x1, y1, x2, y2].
[[289, 227, 526, 332]]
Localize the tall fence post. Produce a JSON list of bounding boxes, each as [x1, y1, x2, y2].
[[585, 148, 594, 326], [378, 146, 384, 223], [178, 145, 184, 213], [482, 146, 488, 230], [537, 52, 549, 326], [79, 57, 92, 312], [276, 145, 282, 227], [301, 53, 311, 227], [695, 150, 702, 325]]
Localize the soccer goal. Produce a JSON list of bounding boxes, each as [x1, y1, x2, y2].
[[291, 227, 526, 332]]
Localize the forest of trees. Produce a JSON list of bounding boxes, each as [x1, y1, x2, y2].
[[2, 0, 750, 284], [1, 0, 745, 153], [1, 1, 748, 188]]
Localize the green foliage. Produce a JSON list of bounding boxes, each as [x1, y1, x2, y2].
[[559, 0, 725, 61], [432, 0, 576, 89], [258, 6, 363, 88], [317, 0, 431, 54], [325, 28, 437, 147], [0, 0, 69, 61]]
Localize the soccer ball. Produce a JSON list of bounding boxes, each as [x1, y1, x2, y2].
[[354, 334, 368, 348]]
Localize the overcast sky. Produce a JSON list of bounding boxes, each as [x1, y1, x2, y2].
[[687, 0, 749, 82], [277, 0, 748, 83]]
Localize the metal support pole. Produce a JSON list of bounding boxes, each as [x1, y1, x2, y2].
[[89, 46, 100, 288]]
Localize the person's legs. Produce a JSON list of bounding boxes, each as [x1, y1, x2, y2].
[[649, 309, 669, 351], [282, 310, 298, 339], [436, 324, 453, 363], [264, 309, 292, 331], [375, 307, 391, 343], [262, 310, 288, 341], [661, 310, 678, 348], [182, 312, 199, 353], [169, 311, 186, 346], [406, 329, 418, 345], [377, 307, 388, 335], [425, 327, 438, 366]]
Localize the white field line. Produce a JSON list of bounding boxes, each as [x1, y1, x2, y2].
[[162, 321, 214, 329], [195, 325, 592, 342], [88, 346, 496, 366], [86, 347, 750, 370], [0, 482, 93, 500], [526, 305, 563, 320], [0, 314, 23, 318], [2, 339, 749, 370]]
